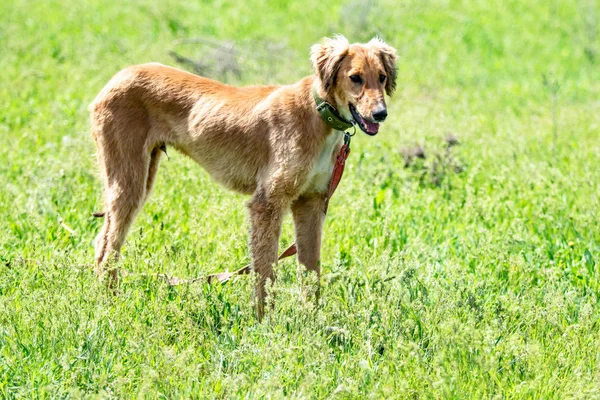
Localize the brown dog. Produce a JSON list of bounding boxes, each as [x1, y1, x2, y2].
[[90, 35, 397, 317]]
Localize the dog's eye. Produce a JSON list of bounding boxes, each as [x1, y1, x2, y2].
[[379, 74, 386, 84], [349, 75, 363, 84]]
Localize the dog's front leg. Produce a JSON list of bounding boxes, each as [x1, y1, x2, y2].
[[248, 190, 286, 320], [291, 192, 327, 303]]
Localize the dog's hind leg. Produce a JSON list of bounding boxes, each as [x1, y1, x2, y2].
[[92, 109, 151, 284], [95, 151, 149, 283]]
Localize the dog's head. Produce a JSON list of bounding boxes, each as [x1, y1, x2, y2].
[[311, 35, 398, 136]]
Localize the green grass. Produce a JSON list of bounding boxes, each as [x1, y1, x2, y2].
[[1, 0, 599, 397]]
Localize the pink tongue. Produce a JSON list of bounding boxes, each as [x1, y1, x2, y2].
[[364, 119, 380, 134]]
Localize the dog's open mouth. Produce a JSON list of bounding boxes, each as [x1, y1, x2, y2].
[[349, 103, 379, 136]]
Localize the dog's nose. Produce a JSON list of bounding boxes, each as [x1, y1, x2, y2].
[[372, 107, 388, 122]]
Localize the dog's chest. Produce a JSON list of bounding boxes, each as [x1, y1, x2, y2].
[[302, 131, 344, 194]]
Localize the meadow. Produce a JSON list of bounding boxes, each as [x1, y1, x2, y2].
[[1, 0, 599, 397]]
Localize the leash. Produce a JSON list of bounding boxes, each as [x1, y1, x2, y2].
[[203, 131, 353, 284]]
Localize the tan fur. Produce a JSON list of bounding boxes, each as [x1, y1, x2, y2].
[[91, 35, 397, 318]]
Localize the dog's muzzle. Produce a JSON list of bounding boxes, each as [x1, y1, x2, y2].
[[349, 104, 380, 135]]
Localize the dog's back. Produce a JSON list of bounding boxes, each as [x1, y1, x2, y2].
[[91, 63, 285, 193]]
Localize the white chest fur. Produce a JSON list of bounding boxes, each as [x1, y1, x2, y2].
[[302, 131, 344, 194]]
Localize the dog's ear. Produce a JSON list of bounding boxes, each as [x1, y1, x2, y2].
[[311, 35, 350, 95], [368, 37, 398, 96]]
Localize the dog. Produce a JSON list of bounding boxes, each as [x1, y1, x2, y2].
[[90, 35, 397, 318]]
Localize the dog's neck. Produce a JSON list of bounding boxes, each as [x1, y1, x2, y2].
[[310, 79, 354, 132]]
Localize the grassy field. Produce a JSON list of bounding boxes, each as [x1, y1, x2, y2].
[[1, 0, 599, 397]]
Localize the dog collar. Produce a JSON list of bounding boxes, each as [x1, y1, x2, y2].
[[312, 87, 354, 131]]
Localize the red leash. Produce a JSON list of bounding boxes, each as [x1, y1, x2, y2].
[[199, 134, 351, 284]]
